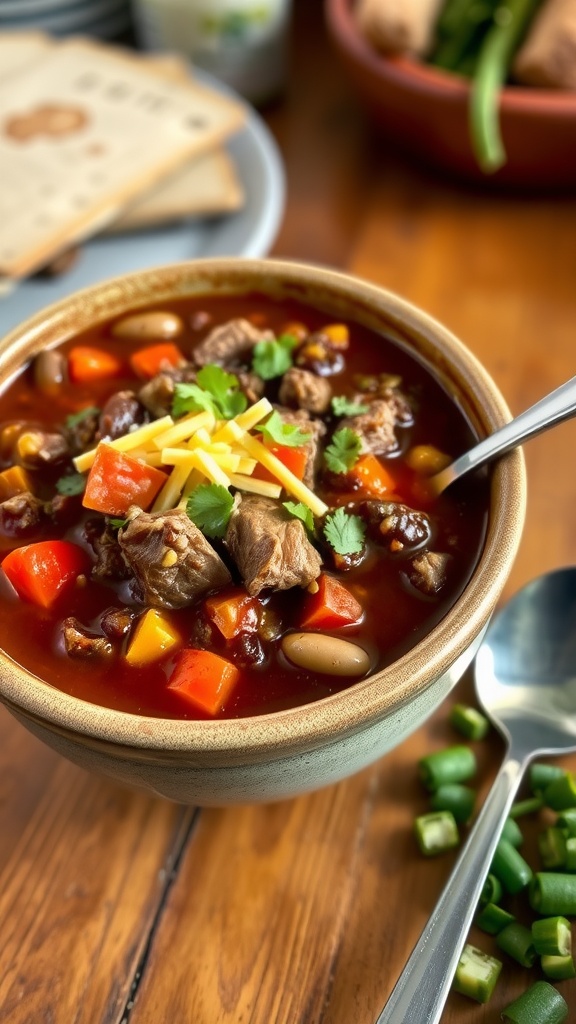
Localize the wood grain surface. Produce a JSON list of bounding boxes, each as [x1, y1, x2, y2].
[[1, 2, 576, 1021]]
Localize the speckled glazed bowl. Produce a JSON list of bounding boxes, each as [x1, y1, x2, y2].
[[0, 259, 526, 804]]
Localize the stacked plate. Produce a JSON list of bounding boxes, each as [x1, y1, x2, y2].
[[0, 0, 133, 40]]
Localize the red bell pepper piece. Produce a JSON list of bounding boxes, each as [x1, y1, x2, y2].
[[253, 441, 308, 483], [83, 444, 167, 516], [167, 648, 240, 716], [68, 346, 124, 383], [2, 540, 90, 609], [129, 342, 184, 380], [300, 573, 363, 630]]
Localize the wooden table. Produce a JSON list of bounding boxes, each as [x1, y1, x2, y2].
[[2, 3, 576, 1021]]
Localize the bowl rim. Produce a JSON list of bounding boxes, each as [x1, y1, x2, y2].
[[0, 257, 526, 758], [325, 0, 576, 118]]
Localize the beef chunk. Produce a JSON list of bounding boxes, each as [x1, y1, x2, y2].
[[340, 391, 413, 456], [65, 409, 99, 454], [47, 493, 82, 528], [225, 495, 322, 596], [278, 367, 332, 414], [118, 507, 231, 609], [17, 430, 70, 469], [192, 318, 273, 367], [84, 519, 132, 581], [98, 390, 146, 441], [406, 550, 450, 596], [273, 405, 326, 488], [360, 500, 432, 552], [62, 617, 114, 659], [138, 364, 197, 418], [237, 370, 265, 404], [100, 606, 136, 640], [0, 492, 44, 535]]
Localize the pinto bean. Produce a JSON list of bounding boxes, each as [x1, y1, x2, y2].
[[111, 310, 183, 340], [281, 632, 371, 677], [33, 350, 67, 395]]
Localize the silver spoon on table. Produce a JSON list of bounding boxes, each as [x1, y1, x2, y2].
[[428, 374, 576, 495], [375, 566, 576, 1024]]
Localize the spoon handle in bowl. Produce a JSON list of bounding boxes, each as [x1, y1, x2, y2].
[[432, 373, 576, 493], [374, 753, 527, 1024]]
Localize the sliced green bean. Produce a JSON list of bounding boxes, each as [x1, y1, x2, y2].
[[539, 827, 568, 869], [543, 773, 576, 812], [496, 921, 537, 967], [475, 901, 515, 935], [541, 953, 576, 980], [429, 783, 476, 824], [510, 795, 544, 819], [565, 836, 576, 871], [414, 810, 460, 856], [532, 916, 572, 957], [491, 837, 533, 894], [558, 808, 576, 837], [502, 816, 524, 848], [452, 942, 502, 1003], [530, 763, 567, 796], [418, 745, 476, 792], [480, 872, 503, 907], [530, 872, 576, 916], [501, 980, 568, 1023], [448, 702, 490, 740]]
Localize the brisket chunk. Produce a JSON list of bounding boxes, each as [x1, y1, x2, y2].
[[62, 617, 114, 659], [340, 390, 413, 456], [118, 507, 231, 609], [225, 495, 322, 596], [192, 318, 273, 367], [98, 390, 146, 441], [278, 367, 332, 414], [406, 550, 450, 596], [273, 405, 326, 488], [138, 364, 197, 418], [0, 492, 44, 535], [84, 519, 132, 581]]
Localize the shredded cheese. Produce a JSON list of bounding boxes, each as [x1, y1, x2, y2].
[[152, 411, 213, 449], [228, 473, 282, 498], [227, 423, 328, 517], [73, 415, 173, 472]]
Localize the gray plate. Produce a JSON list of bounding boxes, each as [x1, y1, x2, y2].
[[0, 70, 286, 340]]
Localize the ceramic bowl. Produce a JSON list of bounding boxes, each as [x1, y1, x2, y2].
[[325, 0, 576, 189], [0, 258, 526, 804]]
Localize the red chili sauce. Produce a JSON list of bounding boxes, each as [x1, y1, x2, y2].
[[0, 295, 489, 720]]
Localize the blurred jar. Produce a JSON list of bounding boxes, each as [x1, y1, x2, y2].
[[133, 0, 292, 106]]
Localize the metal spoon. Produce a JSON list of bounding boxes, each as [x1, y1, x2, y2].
[[375, 566, 576, 1024], [428, 374, 576, 495]]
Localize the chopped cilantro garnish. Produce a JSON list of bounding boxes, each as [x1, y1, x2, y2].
[[65, 406, 100, 429], [55, 472, 86, 496], [260, 410, 311, 448], [252, 333, 298, 380], [324, 428, 362, 474], [323, 506, 366, 555], [186, 483, 234, 539], [108, 517, 127, 529], [282, 500, 315, 533], [331, 395, 368, 417], [172, 365, 247, 420]]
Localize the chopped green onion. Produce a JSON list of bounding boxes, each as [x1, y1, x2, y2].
[[449, 702, 490, 740], [510, 795, 544, 819], [475, 901, 515, 935], [530, 872, 576, 916], [501, 816, 524, 848], [496, 921, 537, 967], [539, 827, 567, 869], [480, 872, 503, 907], [530, 763, 567, 796], [452, 943, 502, 1003], [543, 773, 576, 812], [501, 981, 568, 1023], [429, 783, 476, 824], [491, 837, 533, 894], [418, 745, 477, 792], [541, 954, 576, 981], [414, 810, 460, 856], [532, 916, 572, 957]]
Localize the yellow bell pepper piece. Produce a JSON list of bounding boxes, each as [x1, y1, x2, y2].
[[126, 609, 180, 666]]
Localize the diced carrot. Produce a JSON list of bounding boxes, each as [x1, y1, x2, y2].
[[68, 346, 124, 383], [348, 453, 396, 498], [126, 609, 180, 666], [167, 648, 240, 716], [129, 343, 184, 380], [83, 443, 167, 516], [204, 587, 259, 640], [253, 441, 308, 484], [300, 573, 363, 630], [0, 465, 32, 501], [1, 540, 90, 608]]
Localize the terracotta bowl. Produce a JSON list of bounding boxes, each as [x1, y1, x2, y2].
[[0, 258, 526, 804], [325, 0, 576, 189]]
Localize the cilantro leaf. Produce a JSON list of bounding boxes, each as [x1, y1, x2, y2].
[[260, 410, 311, 448], [331, 395, 368, 417], [186, 483, 234, 539], [65, 406, 100, 429], [55, 472, 86, 496], [196, 365, 247, 419], [108, 517, 127, 529], [324, 428, 362, 474], [252, 333, 298, 381], [283, 501, 315, 533], [172, 365, 247, 420], [323, 506, 366, 555]]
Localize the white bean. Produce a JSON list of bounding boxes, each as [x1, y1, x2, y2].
[[281, 632, 371, 677], [111, 310, 183, 340]]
